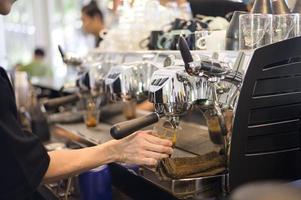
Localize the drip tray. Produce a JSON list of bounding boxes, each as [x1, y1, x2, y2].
[[138, 167, 228, 199], [137, 122, 227, 199]]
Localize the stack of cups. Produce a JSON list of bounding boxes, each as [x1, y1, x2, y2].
[[293, 1, 301, 38], [239, 13, 300, 50], [272, 13, 299, 43], [239, 14, 273, 50]]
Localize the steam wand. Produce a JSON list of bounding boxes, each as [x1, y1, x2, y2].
[[178, 36, 242, 85], [178, 36, 234, 151]]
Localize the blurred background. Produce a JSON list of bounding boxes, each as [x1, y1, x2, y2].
[[0, 0, 97, 78], [2, 1, 301, 199], [0, 0, 297, 78]]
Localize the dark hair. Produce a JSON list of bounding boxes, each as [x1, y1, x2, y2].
[[82, 1, 104, 22], [34, 48, 45, 57]]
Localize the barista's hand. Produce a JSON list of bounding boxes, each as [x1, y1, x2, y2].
[[112, 130, 173, 166]]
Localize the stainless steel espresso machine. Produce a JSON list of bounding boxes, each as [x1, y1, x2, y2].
[[104, 54, 166, 130], [105, 60, 161, 102], [109, 36, 301, 199], [108, 37, 245, 199]]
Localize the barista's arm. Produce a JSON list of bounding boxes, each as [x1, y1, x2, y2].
[[43, 131, 173, 183]]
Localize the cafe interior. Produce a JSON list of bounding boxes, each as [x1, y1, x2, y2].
[[1, 0, 301, 199]]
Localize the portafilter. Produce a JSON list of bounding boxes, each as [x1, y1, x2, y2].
[[110, 63, 212, 140], [110, 38, 242, 143], [44, 62, 111, 111], [179, 36, 242, 148], [105, 61, 160, 102]]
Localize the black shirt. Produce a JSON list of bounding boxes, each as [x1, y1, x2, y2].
[[0, 67, 50, 200]]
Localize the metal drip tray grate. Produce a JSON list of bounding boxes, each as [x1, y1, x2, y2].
[[139, 166, 228, 199]]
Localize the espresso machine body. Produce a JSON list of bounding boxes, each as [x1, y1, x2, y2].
[[108, 37, 301, 199], [229, 36, 301, 191], [108, 50, 243, 198], [148, 66, 211, 116], [145, 37, 301, 197], [105, 61, 161, 102]]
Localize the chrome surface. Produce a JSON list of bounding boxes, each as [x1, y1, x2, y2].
[[149, 66, 212, 117], [105, 61, 161, 101], [142, 50, 252, 199], [139, 167, 228, 199], [55, 118, 226, 199], [147, 51, 244, 147], [58, 49, 253, 199]]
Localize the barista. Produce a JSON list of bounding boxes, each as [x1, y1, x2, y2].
[[0, 0, 173, 199], [81, 1, 107, 47], [19, 48, 53, 78]]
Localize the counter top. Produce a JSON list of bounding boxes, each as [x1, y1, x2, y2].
[[52, 116, 224, 199], [52, 122, 202, 158], [54, 123, 113, 145]]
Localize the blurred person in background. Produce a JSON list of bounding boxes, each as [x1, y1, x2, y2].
[[19, 48, 52, 78], [231, 182, 301, 200], [81, 1, 107, 47], [0, 0, 173, 199]]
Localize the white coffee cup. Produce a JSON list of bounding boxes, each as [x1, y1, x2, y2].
[[195, 30, 226, 51]]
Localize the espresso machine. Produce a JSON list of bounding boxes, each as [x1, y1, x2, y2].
[[108, 38, 244, 199], [46, 52, 164, 125], [110, 38, 243, 146], [109, 36, 301, 200], [103, 55, 166, 129], [42, 49, 124, 112], [35, 51, 124, 130], [105, 61, 161, 102]]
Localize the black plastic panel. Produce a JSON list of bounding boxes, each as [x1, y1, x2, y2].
[[247, 119, 300, 137], [253, 76, 301, 97], [229, 37, 301, 191], [248, 104, 301, 125], [263, 57, 301, 70], [233, 151, 301, 186], [251, 92, 301, 108], [262, 62, 301, 78], [246, 131, 300, 154]]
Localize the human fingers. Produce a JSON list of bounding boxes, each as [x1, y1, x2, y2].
[[143, 142, 173, 154], [142, 150, 170, 160], [142, 131, 173, 146], [133, 157, 158, 166]]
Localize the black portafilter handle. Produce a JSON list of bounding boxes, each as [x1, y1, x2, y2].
[[178, 36, 194, 71], [110, 112, 162, 139], [43, 93, 81, 111], [179, 36, 231, 76], [58, 45, 65, 60]]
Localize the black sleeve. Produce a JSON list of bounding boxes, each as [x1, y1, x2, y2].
[[0, 68, 50, 200]]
